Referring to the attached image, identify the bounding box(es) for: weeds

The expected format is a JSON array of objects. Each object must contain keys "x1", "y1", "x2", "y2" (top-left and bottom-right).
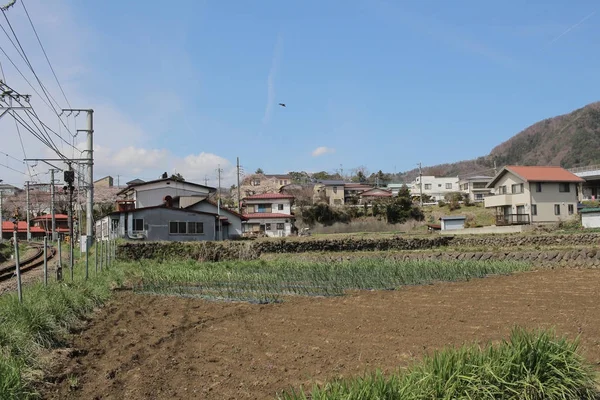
[{"x1": 278, "y1": 328, "x2": 599, "y2": 400}]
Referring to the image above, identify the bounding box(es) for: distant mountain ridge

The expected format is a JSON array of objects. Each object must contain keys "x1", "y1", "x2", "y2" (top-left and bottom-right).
[{"x1": 402, "y1": 102, "x2": 600, "y2": 180}]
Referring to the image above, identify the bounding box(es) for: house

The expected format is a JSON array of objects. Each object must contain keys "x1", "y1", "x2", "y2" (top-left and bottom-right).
[
  {"x1": 242, "y1": 193, "x2": 295, "y2": 237},
  {"x1": 580, "y1": 208, "x2": 600, "y2": 228},
  {"x1": 412, "y1": 176, "x2": 460, "y2": 202},
  {"x1": 126, "y1": 178, "x2": 145, "y2": 186},
  {"x1": 0, "y1": 183, "x2": 22, "y2": 195},
  {"x1": 32, "y1": 213, "x2": 70, "y2": 237},
  {"x1": 94, "y1": 176, "x2": 114, "y2": 188},
  {"x1": 313, "y1": 180, "x2": 345, "y2": 206},
  {"x1": 343, "y1": 183, "x2": 374, "y2": 204},
  {"x1": 386, "y1": 183, "x2": 413, "y2": 196},
  {"x1": 97, "y1": 177, "x2": 244, "y2": 241},
  {"x1": 116, "y1": 177, "x2": 215, "y2": 209},
  {"x1": 459, "y1": 176, "x2": 493, "y2": 202},
  {"x1": 439, "y1": 216, "x2": 466, "y2": 231},
  {"x1": 484, "y1": 166, "x2": 584, "y2": 225},
  {"x1": 358, "y1": 188, "x2": 393, "y2": 204},
  {"x1": 1, "y1": 221, "x2": 45, "y2": 240},
  {"x1": 240, "y1": 173, "x2": 293, "y2": 200}
]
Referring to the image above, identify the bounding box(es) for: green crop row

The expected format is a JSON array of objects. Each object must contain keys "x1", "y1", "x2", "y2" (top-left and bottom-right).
[{"x1": 278, "y1": 327, "x2": 599, "y2": 400}]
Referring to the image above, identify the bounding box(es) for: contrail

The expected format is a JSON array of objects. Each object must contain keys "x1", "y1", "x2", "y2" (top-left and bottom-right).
[{"x1": 547, "y1": 10, "x2": 596, "y2": 45}]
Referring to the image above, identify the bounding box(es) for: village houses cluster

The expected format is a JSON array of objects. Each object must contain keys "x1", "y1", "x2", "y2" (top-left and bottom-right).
[{"x1": 2, "y1": 164, "x2": 600, "y2": 241}]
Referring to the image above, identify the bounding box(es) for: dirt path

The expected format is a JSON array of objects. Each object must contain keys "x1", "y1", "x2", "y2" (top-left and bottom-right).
[{"x1": 44, "y1": 268, "x2": 600, "y2": 399}]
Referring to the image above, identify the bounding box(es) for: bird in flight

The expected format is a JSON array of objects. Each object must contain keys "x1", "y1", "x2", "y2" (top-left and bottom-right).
[{"x1": 278, "y1": 103, "x2": 286, "y2": 107}]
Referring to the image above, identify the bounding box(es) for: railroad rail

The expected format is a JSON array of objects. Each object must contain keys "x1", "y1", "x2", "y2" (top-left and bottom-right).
[{"x1": 0, "y1": 241, "x2": 56, "y2": 283}]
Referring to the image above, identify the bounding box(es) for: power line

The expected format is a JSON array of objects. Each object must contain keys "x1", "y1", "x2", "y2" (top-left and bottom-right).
[
  {"x1": 0, "y1": 11, "x2": 74, "y2": 136},
  {"x1": 0, "y1": 149, "x2": 23, "y2": 164},
  {"x1": 20, "y1": 0, "x2": 71, "y2": 108},
  {"x1": 0, "y1": 160, "x2": 25, "y2": 175}
]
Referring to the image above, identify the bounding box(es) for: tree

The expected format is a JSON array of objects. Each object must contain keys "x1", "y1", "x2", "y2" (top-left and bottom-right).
[
  {"x1": 385, "y1": 184, "x2": 424, "y2": 224},
  {"x1": 171, "y1": 173, "x2": 185, "y2": 181},
  {"x1": 255, "y1": 168, "x2": 264, "y2": 174},
  {"x1": 312, "y1": 171, "x2": 335, "y2": 181}
]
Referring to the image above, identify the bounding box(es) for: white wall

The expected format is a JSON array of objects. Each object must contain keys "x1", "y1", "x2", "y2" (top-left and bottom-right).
[
  {"x1": 583, "y1": 213, "x2": 600, "y2": 228},
  {"x1": 412, "y1": 176, "x2": 459, "y2": 201}
]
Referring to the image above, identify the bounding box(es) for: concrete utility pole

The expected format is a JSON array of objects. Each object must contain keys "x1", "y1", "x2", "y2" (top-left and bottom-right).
[
  {"x1": 25, "y1": 181, "x2": 30, "y2": 240},
  {"x1": 418, "y1": 162, "x2": 423, "y2": 207},
  {"x1": 216, "y1": 164, "x2": 223, "y2": 241},
  {"x1": 236, "y1": 157, "x2": 241, "y2": 213},
  {"x1": 50, "y1": 169, "x2": 57, "y2": 240},
  {"x1": 0, "y1": 186, "x2": 3, "y2": 243},
  {"x1": 62, "y1": 108, "x2": 94, "y2": 248}
]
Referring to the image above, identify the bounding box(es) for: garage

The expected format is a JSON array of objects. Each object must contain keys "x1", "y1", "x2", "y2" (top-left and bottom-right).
[{"x1": 439, "y1": 216, "x2": 466, "y2": 231}]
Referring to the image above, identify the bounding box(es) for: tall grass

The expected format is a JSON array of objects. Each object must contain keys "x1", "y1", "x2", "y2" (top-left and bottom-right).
[
  {"x1": 0, "y1": 245, "x2": 128, "y2": 399},
  {"x1": 133, "y1": 258, "x2": 531, "y2": 302},
  {"x1": 278, "y1": 328, "x2": 600, "y2": 400}
]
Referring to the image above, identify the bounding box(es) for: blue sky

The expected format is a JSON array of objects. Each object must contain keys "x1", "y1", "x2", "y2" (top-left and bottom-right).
[{"x1": 1, "y1": 0, "x2": 599, "y2": 186}]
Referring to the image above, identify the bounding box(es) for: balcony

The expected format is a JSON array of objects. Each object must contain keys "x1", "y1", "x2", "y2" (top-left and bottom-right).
[
  {"x1": 484, "y1": 194, "x2": 511, "y2": 208},
  {"x1": 496, "y1": 214, "x2": 530, "y2": 226}
]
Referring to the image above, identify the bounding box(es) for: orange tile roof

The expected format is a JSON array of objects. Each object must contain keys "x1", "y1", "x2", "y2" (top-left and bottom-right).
[
  {"x1": 2, "y1": 221, "x2": 45, "y2": 233},
  {"x1": 506, "y1": 166, "x2": 585, "y2": 182}
]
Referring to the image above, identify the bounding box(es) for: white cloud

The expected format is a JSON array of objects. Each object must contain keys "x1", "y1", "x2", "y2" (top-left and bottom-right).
[{"x1": 311, "y1": 146, "x2": 336, "y2": 157}]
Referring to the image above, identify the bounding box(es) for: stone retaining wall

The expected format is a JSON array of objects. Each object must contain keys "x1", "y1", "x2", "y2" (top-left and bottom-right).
[{"x1": 116, "y1": 233, "x2": 600, "y2": 262}]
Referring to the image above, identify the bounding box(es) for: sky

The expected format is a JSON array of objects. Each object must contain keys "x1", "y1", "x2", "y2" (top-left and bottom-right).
[{"x1": 0, "y1": 0, "x2": 599, "y2": 188}]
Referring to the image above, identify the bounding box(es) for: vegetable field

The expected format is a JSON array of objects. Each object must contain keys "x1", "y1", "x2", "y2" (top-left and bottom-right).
[{"x1": 46, "y1": 267, "x2": 600, "y2": 399}]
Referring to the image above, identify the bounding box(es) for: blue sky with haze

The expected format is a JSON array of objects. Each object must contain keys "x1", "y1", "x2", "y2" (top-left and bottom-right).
[{"x1": 0, "y1": 0, "x2": 598, "y2": 186}]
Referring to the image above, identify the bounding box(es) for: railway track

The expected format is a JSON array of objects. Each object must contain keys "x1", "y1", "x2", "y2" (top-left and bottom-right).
[{"x1": 0, "y1": 241, "x2": 56, "y2": 283}]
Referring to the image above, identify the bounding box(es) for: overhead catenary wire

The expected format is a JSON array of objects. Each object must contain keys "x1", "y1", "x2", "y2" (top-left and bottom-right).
[
  {"x1": 0, "y1": 160, "x2": 26, "y2": 175},
  {"x1": 0, "y1": 11, "x2": 74, "y2": 137},
  {"x1": 20, "y1": 0, "x2": 71, "y2": 108}
]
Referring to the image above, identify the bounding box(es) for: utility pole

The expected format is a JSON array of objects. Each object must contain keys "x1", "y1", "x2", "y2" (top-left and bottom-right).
[
  {"x1": 216, "y1": 164, "x2": 223, "y2": 241},
  {"x1": 64, "y1": 165, "x2": 75, "y2": 279},
  {"x1": 50, "y1": 169, "x2": 57, "y2": 240},
  {"x1": 236, "y1": 157, "x2": 241, "y2": 213},
  {"x1": 25, "y1": 181, "x2": 31, "y2": 240},
  {"x1": 0, "y1": 188, "x2": 3, "y2": 243},
  {"x1": 62, "y1": 108, "x2": 94, "y2": 249},
  {"x1": 204, "y1": 175, "x2": 209, "y2": 186},
  {"x1": 419, "y1": 162, "x2": 424, "y2": 206},
  {"x1": 493, "y1": 160, "x2": 498, "y2": 176}
]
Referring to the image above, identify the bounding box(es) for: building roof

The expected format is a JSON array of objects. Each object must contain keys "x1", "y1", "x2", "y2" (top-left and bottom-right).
[
  {"x1": 243, "y1": 193, "x2": 295, "y2": 200},
  {"x1": 459, "y1": 175, "x2": 493, "y2": 181},
  {"x1": 189, "y1": 198, "x2": 248, "y2": 220},
  {"x1": 264, "y1": 174, "x2": 292, "y2": 179},
  {"x1": 94, "y1": 176, "x2": 113, "y2": 183},
  {"x1": 316, "y1": 180, "x2": 345, "y2": 186},
  {"x1": 439, "y1": 216, "x2": 467, "y2": 221},
  {"x1": 2, "y1": 221, "x2": 45, "y2": 233},
  {"x1": 242, "y1": 213, "x2": 295, "y2": 220},
  {"x1": 117, "y1": 177, "x2": 216, "y2": 196},
  {"x1": 32, "y1": 213, "x2": 69, "y2": 221},
  {"x1": 580, "y1": 208, "x2": 600, "y2": 214},
  {"x1": 0, "y1": 183, "x2": 21, "y2": 191},
  {"x1": 488, "y1": 166, "x2": 585, "y2": 187},
  {"x1": 359, "y1": 188, "x2": 392, "y2": 197},
  {"x1": 344, "y1": 183, "x2": 373, "y2": 189},
  {"x1": 126, "y1": 178, "x2": 145, "y2": 185}
]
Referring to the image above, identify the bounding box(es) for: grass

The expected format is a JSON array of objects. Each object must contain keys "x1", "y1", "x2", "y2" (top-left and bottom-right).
[
  {"x1": 278, "y1": 327, "x2": 599, "y2": 400},
  {"x1": 131, "y1": 258, "x2": 531, "y2": 303},
  {"x1": 0, "y1": 240, "x2": 125, "y2": 398}
]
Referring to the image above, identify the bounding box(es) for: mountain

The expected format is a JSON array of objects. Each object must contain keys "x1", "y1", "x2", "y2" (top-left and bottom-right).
[{"x1": 401, "y1": 102, "x2": 600, "y2": 180}]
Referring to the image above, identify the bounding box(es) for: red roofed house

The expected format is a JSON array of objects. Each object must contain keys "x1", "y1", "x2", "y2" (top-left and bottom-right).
[
  {"x1": 1, "y1": 221, "x2": 45, "y2": 240},
  {"x1": 242, "y1": 193, "x2": 295, "y2": 237},
  {"x1": 485, "y1": 166, "x2": 585, "y2": 225}
]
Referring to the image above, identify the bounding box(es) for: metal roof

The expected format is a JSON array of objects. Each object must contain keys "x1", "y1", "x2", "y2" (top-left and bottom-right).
[
  {"x1": 439, "y1": 216, "x2": 467, "y2": 220},
  {"x1": 579, "y1": 208, "x2": 600, "y2": 214}
]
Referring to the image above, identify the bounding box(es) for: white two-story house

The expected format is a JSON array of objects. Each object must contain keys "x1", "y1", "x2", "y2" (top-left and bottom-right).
[
  {"x1": 242, "y1": 193, "x2": 295, "y2": 237},
  {"x1": 484, "y1": 166, "x2": 584, "y2": 225},
  {"x1": 459, "y1": 175, "x2": 493, "y2": 202},
  {"x1": 412, "y1": 176, "x2": 460, "y2": 202}
]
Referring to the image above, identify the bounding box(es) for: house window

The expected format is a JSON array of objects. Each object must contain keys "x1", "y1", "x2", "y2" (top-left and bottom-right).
[
  {"x1": 257, "y1": 205, "x2": 267, "y2": 213},
  {"x1": 554, "y1": 204, "x2": 560, "y2": 215},
  {"x1": 475, "y1": 193, "x2": 483, "y2": 200},
  {"x1": 498, "y1": 186, "x2": 507, "y2": 194},
  {"x1": 279, "y1": 180, "x2": 283, "y2": 185},
  {"x1": 463, "y1": 183, "x2": 469, "y2": 190},
  {"x1": 252, "y1": 179, "x2": 261, "y2": 186},
  {"x1": 187, "y1": 222, "x2": 204, "y2": 234},
  {"x1": 438, "y1": 184, "x2": 442, "y2": 187},
  {"x1": 276, "y1": 223, "x2": 285, "y2": 230},
  {"x1": 265, "y1": 223, "x2": 272, "y2": 231},
  {"x1": 278, "y1": 204, "x2": 284, "y2": 211},
  {"x1": 531, "y1": 204, "x2": 537, "y2": 216},
  {"x1": 169, "y1": 221, "x2": 187, "y2": 234},
  {"x1": 511, "y1": 183, "x2": 524, "y2": 194},
  {"x1": 445, "y1": 183, "x2": 452, "y2": 190},
  {"x1": 424, "y1": 184, "x2": 432, "y2": 190},
  {"x1": 535, "y1": 183, "x2": 542, "y2": 192},
  {"x1": 133, "y1": 218, "x2": 144, "y2": 231},
  {"x1": 568, "y1": 204, "x2": 574, "y2": 215},
  {"x1": 559, "y1": 183, "x2": 570, "y2": 193},
  {"x1": 333, "y1": 186, "x2": 338, "y2": 194}
]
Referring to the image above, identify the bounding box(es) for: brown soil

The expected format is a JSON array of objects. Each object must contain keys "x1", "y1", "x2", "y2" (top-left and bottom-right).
[{"x1": 44, "y1": 268, "x2": 600, "y2": 400}]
